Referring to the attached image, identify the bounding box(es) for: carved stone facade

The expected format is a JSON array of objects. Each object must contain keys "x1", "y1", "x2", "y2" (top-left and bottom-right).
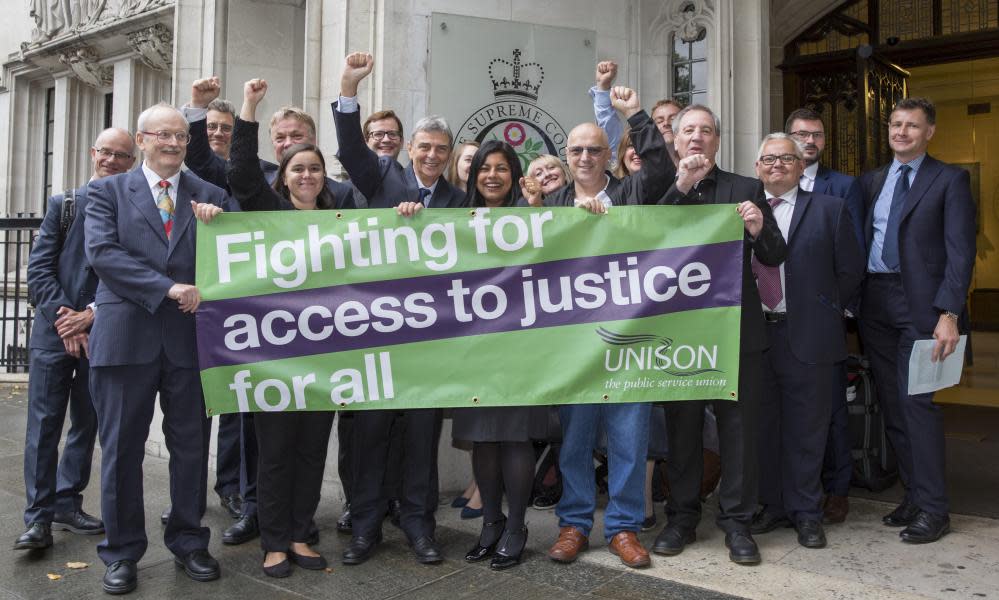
[
  {"x1": 27, "y1": 0, "x2": 171, "y2": 48},
  {"x1": 58, "y1": 45, "x2": 113, "y2": 87},
  {"x1": 126, "y1": 23, "x2": 172, "y2": 71}
]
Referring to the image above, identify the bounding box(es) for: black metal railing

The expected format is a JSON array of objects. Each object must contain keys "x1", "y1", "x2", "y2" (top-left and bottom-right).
[{"x1": 1, "y1": 215, "x2": 42, "y2": 373}]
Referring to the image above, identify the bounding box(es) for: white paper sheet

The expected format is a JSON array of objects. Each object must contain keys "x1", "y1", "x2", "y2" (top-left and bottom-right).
[{"x1": 907, "y1": 335, "x2": 967, "y2": 395}]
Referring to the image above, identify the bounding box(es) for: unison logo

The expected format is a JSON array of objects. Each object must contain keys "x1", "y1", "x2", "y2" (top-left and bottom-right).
[
  {"x1": 455, "y1": 49, "x2": 568, "y2": 170},
  {"x1": 597, "y1": 327, "x2": 722, "y2": 376}
]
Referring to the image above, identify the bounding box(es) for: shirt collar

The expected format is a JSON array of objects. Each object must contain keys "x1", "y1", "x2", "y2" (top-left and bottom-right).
[
  {"x1": 802, "y1": 162, "x2": 818, "y2": 181},
  {"x1": 766, "y1": 185, "x2": 798, "y2": 206},
  {"x1": 891, "y1": 153, "x2": 926, "y2": 175},
  {"x1": 141, "y1": 162, "x2": 181, "y2": 192}
]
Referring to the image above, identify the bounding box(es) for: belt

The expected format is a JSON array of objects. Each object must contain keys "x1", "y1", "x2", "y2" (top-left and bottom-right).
[
  {"x1": 763, "y1": 311, "x2": 787, "y2": 323},
  {"x1": 867, "y1": 272, "x2": 901, "y2": 280}
]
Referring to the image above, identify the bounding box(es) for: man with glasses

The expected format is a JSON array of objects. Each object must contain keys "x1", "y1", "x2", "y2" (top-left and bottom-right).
[
  {"x1": 17, "y1": 129, "x2": 135, "y2": 553},
  {"x1": 363, "y1": 110, "x2": 404, "y2": 159},
  {"x1": 85, "y1": 103, "x2": 229, "y2": 594},
  {"x1": 747, "y1": 133, "x2": 863, "y2": 550},
  {"x1": 543, "y1": 85, "x2": 671, "y2": 570},
  {"x1": 652, "y1": 104, "x2": 786, "y2": 565},
  {"x1": 785, "y1": 108, "x2": 865, "y2": 525}
]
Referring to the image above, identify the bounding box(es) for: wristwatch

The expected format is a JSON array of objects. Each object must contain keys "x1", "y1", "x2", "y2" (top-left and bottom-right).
[{"x1": 942, "y1": 311, "x2": 959, "y2": 321}]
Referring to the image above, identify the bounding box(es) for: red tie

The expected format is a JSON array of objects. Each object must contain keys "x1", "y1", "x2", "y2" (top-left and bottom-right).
[{"x1": 752, "y1": 197, "x2": 784, "y2": 310}]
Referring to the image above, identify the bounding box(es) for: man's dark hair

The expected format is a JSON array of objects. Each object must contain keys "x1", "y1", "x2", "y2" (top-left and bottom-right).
[
  {"x1": 363, "y1": 110, "x2": 404, "y2": 140},
  {"x1": 892, "y1": 97, "x2": 936, "y2": 125},
  {"x1": 784, "y1": 107, "x2": 824, "y2": 133}
]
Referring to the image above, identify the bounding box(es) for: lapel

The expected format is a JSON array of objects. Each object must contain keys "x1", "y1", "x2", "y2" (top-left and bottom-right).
[
  {"x1": 900, "y1": 155, "x2": 941, "y2": 222},
  {"x1": 428, "y1": 178, "x2": 453, "y2": 208},
  {"x1": 814, "y1": 165, "x2": 832, "y2": 195},
  {"x1": 864, "y1": 164, "x2": 890, "y2": 246},
  {"x1": 126, "y1": 169, "x2": 168, "y2": 246},
  {"x1": 167, "y1": 171, "x2": 197, "y2": 257},
  {"x1": 710, "y1": 168, "x2": 731, "y2": 205},
  {"x1": 787, "y1": 187, "x2": 810, "y2": 243},
  {"x1": 403, "y1": 166, "x2": 423, "y2": 204}
]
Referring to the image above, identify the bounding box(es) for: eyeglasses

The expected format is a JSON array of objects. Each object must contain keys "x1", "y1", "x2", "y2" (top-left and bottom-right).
[
  {"x1": 367, "y1": 130, "x2": 401, "y2": 141},
  {"x1": 759, "y1": 154, "x2": 799, "y2": 166},
  {"x1": 140, "y1": 130, "x2": 191, "y2": 144},
  {"x1": 567, "y1": 146, "x2": 606, "y2": 157},
  {"x1": 93, "y1": 147, "x2": 133, "y2": 160},
  {"x1": 790, "y1": 130, "x2": 825, "y2": 141},
  {"x1": 206, "y1": 123, "x2": 233, "y2": 133}
]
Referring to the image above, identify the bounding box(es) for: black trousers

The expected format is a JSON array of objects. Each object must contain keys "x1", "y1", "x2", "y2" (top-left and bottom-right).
[
  {"x1": 665, "y1": 351, "x2": 762, "y2": 533},
  {"x1": 214, "y1": 413, "x2": 242, "y2": 497},
  {"x1": 350, "y1": 409, "x2": 441, "y2": 541},
  {"x1": 336, "y1": 411, "x2": 405, "y2": 506},
  {"x1": 255, "y1": 411, "x2": 333, "y2": 552}
]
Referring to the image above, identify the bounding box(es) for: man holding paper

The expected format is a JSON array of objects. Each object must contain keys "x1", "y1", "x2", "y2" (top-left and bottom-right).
[{"x1": 859, "y1": 97, "x2": 975, "y2": 544}]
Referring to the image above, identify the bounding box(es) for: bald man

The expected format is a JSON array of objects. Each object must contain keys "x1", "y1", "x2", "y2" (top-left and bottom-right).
[
  {"x1": 19, "y1": 129, "x2": 136, "y2": 552},
  {"x1": 542, "y1": 87, "x2": 674, "y2": 570}
]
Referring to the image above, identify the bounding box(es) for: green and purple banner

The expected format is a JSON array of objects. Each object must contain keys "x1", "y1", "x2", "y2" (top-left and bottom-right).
[{"x1": 195, "y1": 206, "x2": 743, "y2": 415}]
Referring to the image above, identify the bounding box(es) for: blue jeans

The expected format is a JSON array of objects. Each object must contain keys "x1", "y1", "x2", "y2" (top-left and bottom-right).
[{"x1": 556, "y1": 402, "x2": 650, "y2": 540}]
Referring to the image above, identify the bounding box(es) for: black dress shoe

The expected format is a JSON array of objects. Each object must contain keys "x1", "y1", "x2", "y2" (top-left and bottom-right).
[
  {"x1": 651, "y1": 524, "x2": 695, "y2": 556},
  {"x1": 53, "y1": 510, "x2": 104, "y2": 535},
  {"x1": 724, "y1": 531, "x2": 761, "y2": 565},
  {"x1": 491, "y1": 526, "x2": 528, "y2": 571},
  {"x1": 160, "y1": 506, "x2": 171, "y2": 526},
  {"x1": 13, "y1": 523, "x2": 52, "y2": 550},
  {"x1": 342, "y1": 534, "x2": 382, "y2": 565},
  {"x1": 337, "y1": 506, "x2": 352, "y2": 534},
  {"x1": 900, "y1": 511, "x2": 950, "y2": 544},
  {"x1": 289, "y1": 550, "x2": 328, "y2": 570},
  {"x1": 218, "y1": 493, "x2": 243, "y2": 520},
  {"x1": 103, "y1": 559, "x2": 138, "y2": 595},
  {"x1": 795, "y1": 519, "x2": 827, "y2": 548},
  {"x1": 883, "y1": 500, "x2": 920, "y2": 527},
  {"x1": 223, "y1": 513, "x2": 259, "y2": 545},
  {"x1": 174, "y1": 549, "x2": 221, "y2": 582},
  {"x1": 465, "y1": 517, "x2": 506, "y2": 563},
  {"x1": 411, "y1": 536, "x2": 443, "y2": 564},
  {"x1": 387, "y1": 499, "x2": 402, "y2": 528},
  {"x1": 750, "y1": 508, "x2": 792, "y2": 534}
]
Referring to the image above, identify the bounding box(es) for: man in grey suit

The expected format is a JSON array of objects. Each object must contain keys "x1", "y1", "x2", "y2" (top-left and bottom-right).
[
  {"x1": 85, "y1": 103, "x2": 228, "y2": 594},
  {"x1": 17, "y1": 129, "x2": 135, "y2": 552}
]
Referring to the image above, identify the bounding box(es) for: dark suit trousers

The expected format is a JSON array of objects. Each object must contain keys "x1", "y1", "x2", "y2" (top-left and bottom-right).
[
  {"x1": 758, "y1": 321, "x2": 834, "y2": 522},
  {"x1": 254, "y1": 411, "x2": 333, "y2": 552},
  {"x1": 240, "y1": 413, "x2": 258, "y2": 517},
  {"x1": 90, "y1": 357, "x2": 211, "y2": 564},
  {"x1": 860, "y1": 275, "x2": 949, "y2": 516},
  {"x1": 665, "y1": 352, "x2": 762, "y2": 533},
  {"x1": 350, "y1": 408, "x2": 442, "y2": 541},
  {"x1": 336, "y1": 412, "x2": 354, "y2": 504},
  {"x1": 822, "y1": 361, "x2": 853, "y2": 496},
  {"x1": 23, "y1": 348, "x2": 97, "y2": 525},
  {"x1": 214, "y1": 413, "x2": 242, "y2": 497}
]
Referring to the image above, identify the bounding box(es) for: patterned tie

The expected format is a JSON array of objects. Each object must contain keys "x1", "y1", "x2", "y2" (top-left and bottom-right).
[
  {"x1": 419, "y1": 187, "x2": 432, "y2": 207},
  {"x1": 752, "y1": 197, "x2": 784, "y2": 310},
  {"x1": 880, "y1": 164, "x2": 911, "y2": 271},
  {"x1": 157, "y1": 179, "x2": 174, "y2": 239}
]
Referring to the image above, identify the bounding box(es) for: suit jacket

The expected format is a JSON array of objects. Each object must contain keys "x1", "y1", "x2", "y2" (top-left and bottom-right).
[
  {"x1": 660, "y1": 167, "x2": 788, "y2": 353},
  {"x1": 332, "y1": 103, "x2": 464, "y2": 209},
  {"x1": 184, "y1": 117, "x2": 355, "y2": 209},
  {"x1": 814, "y1": 165, "x2": 865, "y2": 249},
  {"x1": 543, "y1": 110, "x2": 674, "y2": 207},
  {"x1": 27, "y1": 189, "x2": 99, "y2": 351},
  {"x1": 780, "y1": 189, "x2": 865, "y2": 364},
  {"x1": 84, "y1": 168, "x2": 228, "y2": 368},
  {"x1": 860, "y1": 154, "x2": 976, "y2": 333}
]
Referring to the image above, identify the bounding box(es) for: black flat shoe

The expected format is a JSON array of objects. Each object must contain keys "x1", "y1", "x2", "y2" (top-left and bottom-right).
[
  {"x1": 651, "y1": 524, "x2": 695, "y2": 556},
  {"x1": 174, "y1": 549, "x2": 221, "y2": 582},
  {"x1": 52, "y1": 510, "x2": 104, "y2": 535},
  {"x1": 223, "y1": 514, "x2": 259, "y2": 545},
  {"x1": 883, "y1": 500, "x2": 920, "y2": 527},
  {"x1": 289, "y1": 550, "x2": 327, "y2": 570},
  {"x1": 343, "y1": 533, "x2": 382, "y2": 565},
  {"x1": 450, "y1": 496, "x2": 470, "y2": 508},
  {"x1": 724, "y1": 531, "x2": 761, "y2": 565},
  {"x1": 13, "y1": 523, "x2": 52, "y2": 550},
  {"x1": 411, "y1": 536, "x2": 443, "y2": 564},
  {"x1": 490, "y1": 526, "x2": 528, "y2": 571},
  {"x1": 465, "y1": 517, "x2": 506, "y2": 562},
  {"x1": 795, "y1": 519, "x2": 827, "y2": 548},
  {"x1": 103, "y1": 559, "x2": 138, "y2": 595},
  {"x1": 900, "y1": 511, "x2": 950, "y2": 544},
  {"x1": 262, "y1": 554, "x2": 292, "y2": 578}
]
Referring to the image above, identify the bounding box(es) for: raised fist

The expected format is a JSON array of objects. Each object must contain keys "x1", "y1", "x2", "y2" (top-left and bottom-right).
[
  {"x1": 191, "y1": 76, "x2": 221, "y2": 108},
  {"x1": 610, "y1": 86, "x2": 641, "y2": 118},
  {"x1": 341, "y1": 52, "x2": 374, "y2": 97},
  {"x1": 595, "y1": 61, "x2": 618, "y2": 91},
  {"x1": 243, "y1": 78, "x2": 268, "y2": 104}
]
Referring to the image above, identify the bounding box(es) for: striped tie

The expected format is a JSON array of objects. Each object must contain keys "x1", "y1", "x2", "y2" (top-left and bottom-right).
[
  {"x1": 157, "y1": 180, "x2": 174, "y2": 239},
  {"x1": 751, "y1": 197, "x2": 784, "y2": 310}
]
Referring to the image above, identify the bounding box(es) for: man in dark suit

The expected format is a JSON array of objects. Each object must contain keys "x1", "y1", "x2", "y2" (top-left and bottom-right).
[
  {"x1": 85, "y1": 103, "x2": 228, "y2": 594},
  {"x1": 652, "y1": 105, "x2": 787, "y2": 565},
  {"x1": 16, "y1": 129, "x2": 136, "y2": 552},
  {"x1": 859, "y1": 97, "x2": 975, "y2": 544},
  {"x1": 785, "y1": 107, "x2": 865, "y2": 525},
  {"x1": 333, "y1": 52, "x2": 457, "y2": 566},
  {"x1": 746, "y1": 133, "x2": 864, "y2": 549}
]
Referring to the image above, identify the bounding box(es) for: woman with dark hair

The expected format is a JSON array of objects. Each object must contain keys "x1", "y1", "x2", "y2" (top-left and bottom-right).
[{"x1": 194, "y1": 78, "x2": 348, "y2": 579}]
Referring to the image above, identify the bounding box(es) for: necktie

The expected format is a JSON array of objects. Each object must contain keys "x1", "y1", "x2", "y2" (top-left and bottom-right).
[
  {"x1": 752, "y1": 197, "x2": 784, "y2": 310},
  {"x1": 880, "y1": 164, "x2": 911, "y2": 271},
  {"x1": 419, "y1": 187, "x2": 432, "y2": 207},
  {"x1": 157, "y1": 180, "x2": 174, "y2": 239}
]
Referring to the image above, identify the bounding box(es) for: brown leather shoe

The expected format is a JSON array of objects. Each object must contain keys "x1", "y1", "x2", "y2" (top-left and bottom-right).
[
  {"x1": 823, "y1": 495, "x2": 849, "y2": 525},
  {"x1": 548, "y1": 526, "x2": 588, "y2": 563},
  {"x1": 608, "y1": 531, "x2": 651, "y2": 568}
]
